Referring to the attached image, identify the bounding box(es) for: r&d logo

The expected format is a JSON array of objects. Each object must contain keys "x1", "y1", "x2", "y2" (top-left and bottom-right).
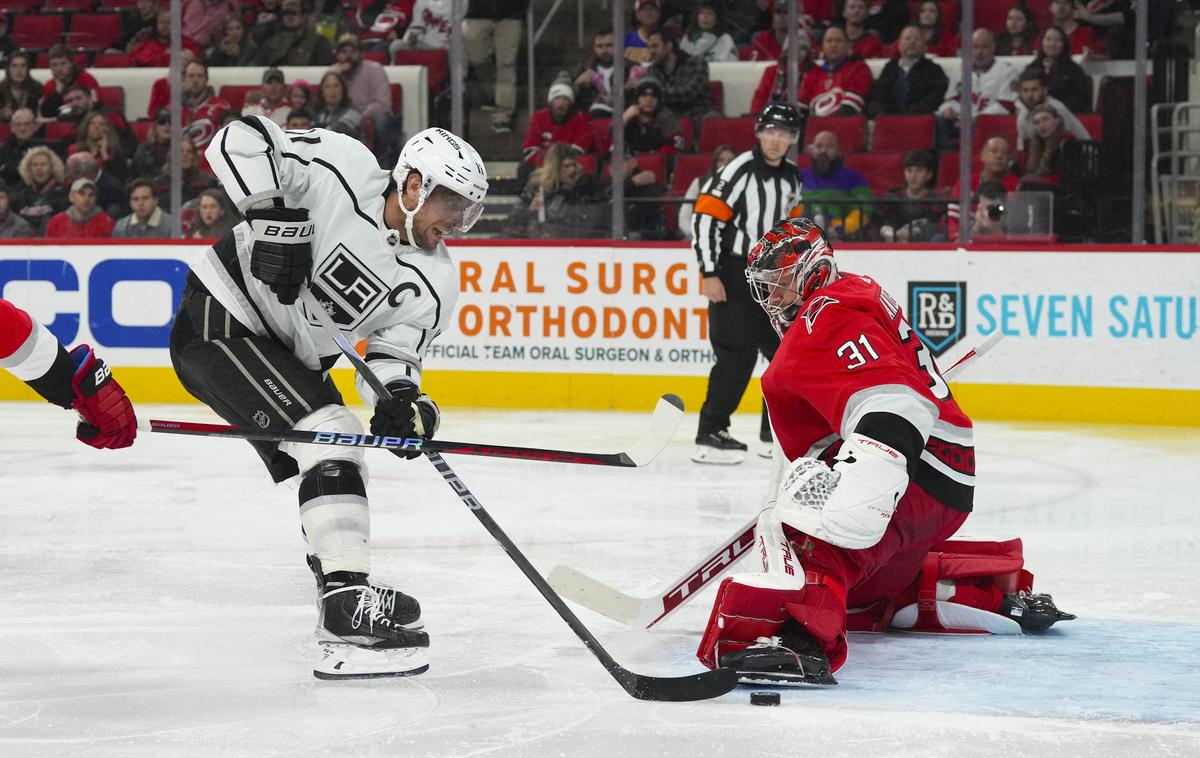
[{"x1": 908, "y1": 281, "x2": 966, "y2": 357}]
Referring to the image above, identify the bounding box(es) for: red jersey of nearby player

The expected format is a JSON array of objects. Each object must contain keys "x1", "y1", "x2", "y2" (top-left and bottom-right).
[
  {"x1": 761, "y1": 273, "x2": 975, "y2": 511},
  {"x1": 0, "y1": 297, "x2": 59, "y2": 380}
]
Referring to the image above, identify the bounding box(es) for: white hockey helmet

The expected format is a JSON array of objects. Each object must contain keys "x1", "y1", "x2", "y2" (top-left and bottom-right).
[{"x1": 392, "y1": 127, "x2": 489, "y2": 243}]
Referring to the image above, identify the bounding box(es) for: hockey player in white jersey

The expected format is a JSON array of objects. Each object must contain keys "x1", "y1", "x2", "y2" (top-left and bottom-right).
[{"x1": 169, "y1": 115, "x2": 487, "y2": 679}]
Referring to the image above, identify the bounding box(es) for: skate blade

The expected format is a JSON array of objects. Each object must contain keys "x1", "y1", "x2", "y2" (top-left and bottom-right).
[
  {"x1": 737, "y1": 670, "x2": 838, "y2": 687},
  {"x1": 314, "y1": 641, "x2": 430, "y2": 680},
  {"x1": 691, "y1": 446, "x2": 746, "y2": 465}
]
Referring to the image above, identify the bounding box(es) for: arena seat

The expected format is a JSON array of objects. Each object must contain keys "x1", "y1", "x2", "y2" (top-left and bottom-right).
[
  {"x1": 217, "y1": 85, "x2": 260, "y2": 111},
  {"x1": 699, "y1": 116, "x2": 756, "y2": 153},
  {"x1": 972, "y1": 114, "x2": 1018, "y2": 153},
  {"x1": 92, "y1": 52, "x2": 132, "y2": 68},
  {"x1": 1077, "y1": 113, "x2": 1102, "y2": 143},
  {"x1": 68, "y1": 13, "x2": 122, "y2": 52},
  {"x1": 707, "y1": 80, "x2": 724, "y2": 115},
  {"x1": 590, "y1": 118, "x2": 612, "y2": 154},
  {"x1": 391, "y1": 49, "x2": 447, "y2": 92},
  {"x1": 46, "y1": 0, "x2": 97, "y2": 12},
  {"x1": 14, "y1": 15, "x2": 66, "y2": 51},
  {"x1": 845, "y1": 151, "x2": 905, "y2": 195},
  {"x1": 97, "y1": 85, "x2": 124, "y2": 113},
  {"x1": 575, "y1": 152, "x2": 597, "y2": 176},
  {"x1": 44, "y1": 121, "x2": 77, "y2": 141},
  {"x1": 669, "y1": 152, "x2": 711, "y2": 195},
  {"x1": 872, "y1": 114, "x2": 935, "y2": 152},
  {"x1": 804, "y1": 115, "x2": 867, "y2": 152},
  {"x1": 129, "y1": 119, "x2": 152, "y2": 144}
]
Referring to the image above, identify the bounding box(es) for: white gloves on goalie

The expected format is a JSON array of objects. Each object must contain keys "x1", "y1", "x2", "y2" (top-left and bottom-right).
[{"x1": 774, "y1": 434, "x2": 911, "y2": 550}]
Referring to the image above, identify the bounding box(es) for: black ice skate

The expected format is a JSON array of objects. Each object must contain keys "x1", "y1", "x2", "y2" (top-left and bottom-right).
[
  {"x1": 307, "y1": 554, "x2": 422, "y2": 630},
  {"x1": 718, "y1": 627, "x2": 838, "y2": 687},
  {"x1": 692, "y1": 429, "x2": 748, "y2": 465},
  {"x1": 998, "y1": 591, "x2": 1077, "y2": 633},
  {"x1": 313, "y1": 573, "x2": 430, "y2": 680}
]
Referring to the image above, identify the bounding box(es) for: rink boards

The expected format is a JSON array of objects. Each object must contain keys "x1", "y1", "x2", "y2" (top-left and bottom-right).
[{"x1": 0, "y1": 240, "x2": 1197, "y2": 426}]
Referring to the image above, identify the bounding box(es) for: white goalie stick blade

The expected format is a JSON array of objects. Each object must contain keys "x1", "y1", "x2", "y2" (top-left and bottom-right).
[
  {"x1": 620, "y1": 393, "x2": 686, "y2": 467},
  {"x1": 548, "y1": 518, "x2": 758, "y2": 628}
]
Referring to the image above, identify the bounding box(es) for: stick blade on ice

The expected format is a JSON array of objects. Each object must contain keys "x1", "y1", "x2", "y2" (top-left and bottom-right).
[{"x1": 547, "y1": 565, "x2": 660, "y2": 627}]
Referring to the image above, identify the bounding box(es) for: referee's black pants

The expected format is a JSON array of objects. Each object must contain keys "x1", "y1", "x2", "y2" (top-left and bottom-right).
[{"x1": 697, "y1": 256, "x2": 780, "y2": 439}]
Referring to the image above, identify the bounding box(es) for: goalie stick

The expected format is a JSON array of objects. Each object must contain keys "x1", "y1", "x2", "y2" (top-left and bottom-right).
[
  {"x1": 139, "y1": 392, "x2": 683, "y2": 468},
  {"x1": 298, "y1": 289, "x2": 737, "y2": 702},
  {"x1": 547, "y1": 332, "x2": 1004, "y2": 628}
]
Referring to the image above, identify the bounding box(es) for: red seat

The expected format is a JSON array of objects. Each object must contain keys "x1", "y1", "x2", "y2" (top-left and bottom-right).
[
  {"x1": 872, "y1": 114, "x2": 935, "y2": 152},
  {"x1": 972, "y1": 114, "x2": 1017, "y2": 154},
  {"x1": 737, "y1": 46, "x2": 758, "y2": 61},
  {"x1": 44, "y1": 121, "x2": 77, "y2": 141},
  {"x1": 699, "y1": 116, "x2": 756, "y2": 153},
  {"x1": 14, "y1": 16, "x2": 66, "y2": 51},
  {"x1": 46, "y1": 0, "x2": 96, "y2": 11},
  {"x1": 590, "y1": 118, "x2": 612, "y2": 154},
  {"x1": 634, "y1": 152, "x2": 665, "y2": 183},
  {"x1": 67, "y1": 13, "x2": 122, "y2": 51},
  {"x1": 844, "y1": 151, "x2": 906, "y2": 195},
  {"x1": 707, "y1": 80, "x2": 724, "y2": 115},
  {"x1": 362, "y1": 50, "x2": 388, "y2": 65},
  {"x1": 96, "y1": 0, "x2": 136, "y2": 8},
  {"x1": 0, "y1": 123, "x2": 11, "y2": 145},
  {"x1": 973, "y1": 1, "x2": 1009, "y2": 32},
  {"x1": 97, "y1": 85, "x2": 124, "y2": 114},
  {"x1": 0, "y1": 0, "x2": 37, "y2": 12},
  {"x1": 804, "y1": 115, "x2": 867, "y2": 153},
  {"x1": 392, "y1": 49, "x2": 448, "y2": 92},
  {"x1": 218, "y1": 85, "x2": 260, "y2": 111},
  {"x1": 670, "y1": 152, "x2": 712, "y2": 195},
  {"x1": 35, "y1": 52, "x2": 89, "y2": 69},
  {"x1": 1077, "y1": 113, "x2": 1102, "y2": 143},
  {"x1": 389, "y1": 83, "x2": 402, "y2": 115},
  {"x1": 1028, "y1": 0, "x2": 1054, "y2": 34},
  {"x1": 129, "y1": 119, "x2": 152, "y2": 143},
  {"x1": 676, "y1": 115, "x2": 693, "y2": 153},
  {"x1": 936, "y1": 151, "x2": 987, "y2": 190},
  {"x1": 92, "y1": 52, "x2": 132, "y2": 68}
]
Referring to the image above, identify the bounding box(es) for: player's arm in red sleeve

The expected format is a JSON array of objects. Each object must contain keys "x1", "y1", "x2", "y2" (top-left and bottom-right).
[
  {"x1": 0, "y1": 298, "x2": 137, "y2": 449},
  {"x1": 771, "y1": 296, "x2": 939, "y2": 549}
]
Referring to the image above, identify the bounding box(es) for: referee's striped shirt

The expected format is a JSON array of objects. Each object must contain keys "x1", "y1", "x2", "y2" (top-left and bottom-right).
[{"x1": 691, "y1": 146, "x2": 804, "y2": 275}]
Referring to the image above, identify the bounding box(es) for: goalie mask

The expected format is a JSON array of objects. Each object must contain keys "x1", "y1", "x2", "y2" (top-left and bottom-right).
[
  {"x1": 392, "y1": 128, "x2": 489, "y2": 247},
  {"x1": 745, "y1": 219, "x2": 837, "y2": 331}
]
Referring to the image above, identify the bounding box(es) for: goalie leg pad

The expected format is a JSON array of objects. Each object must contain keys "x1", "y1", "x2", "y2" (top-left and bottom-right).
[{"x1": 696, "y1": 575, "x2": 805, "y2": 670}]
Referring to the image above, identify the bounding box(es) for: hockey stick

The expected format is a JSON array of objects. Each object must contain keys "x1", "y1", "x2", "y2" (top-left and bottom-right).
[
  {"x1": 547, "y1": 332, "x2": 1005, "y2": 628},
  {"x1": 139, "y1": 392, "x2": 683, "y2": 468},
  {"x1": 298, "y1": 289, "x2": 737, "y2": 701}
]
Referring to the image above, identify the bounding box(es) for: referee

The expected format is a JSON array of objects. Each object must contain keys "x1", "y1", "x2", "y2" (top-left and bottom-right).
[{"x1": 690, "y1": 103, "x2": 804, "y2": 464}]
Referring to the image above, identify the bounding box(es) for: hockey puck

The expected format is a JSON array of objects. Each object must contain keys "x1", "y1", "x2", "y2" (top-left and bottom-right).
[{"x1": 750, "y1": 691, "x2": 781, "y2": 706}]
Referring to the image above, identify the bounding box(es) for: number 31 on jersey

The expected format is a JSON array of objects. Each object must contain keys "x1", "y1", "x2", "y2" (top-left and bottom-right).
[{"x1": 835, "y1": 325, "x2": 950, "y2": 399}]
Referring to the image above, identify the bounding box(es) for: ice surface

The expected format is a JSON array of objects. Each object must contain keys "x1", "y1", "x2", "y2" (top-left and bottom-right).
[{"x1": 0, "y1": 402, "x2": 1197, "y2": 757}]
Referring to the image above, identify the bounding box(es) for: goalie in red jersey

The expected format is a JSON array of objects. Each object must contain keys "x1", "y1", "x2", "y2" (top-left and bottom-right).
[
  {"x1": 0, "y1": 297, "x2": 136, "y2": 449},
  {"x1": 696, "y1": 219, "x2": 1072, "y2": 686}
]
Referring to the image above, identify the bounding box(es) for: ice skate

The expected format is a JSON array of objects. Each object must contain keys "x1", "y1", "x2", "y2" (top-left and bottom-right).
[
  {"x1": 718, "y1": 627, "x2": 837, "y2": 687},
  {"x1": 692, "y1": 430, "x2": 748, "y2": 465},
  {"x1": 758, "y1": 426, "x2": 774, "y2": 459},
  {"x1": 308, "y1": 554, "x2": 422, "y2": 630},
  {"x1": 998, "y1": 591, "x2": 1076, "y2": 633},
  {"x1": 313, "y1": 573, "x2": 430, "y2": 680}
]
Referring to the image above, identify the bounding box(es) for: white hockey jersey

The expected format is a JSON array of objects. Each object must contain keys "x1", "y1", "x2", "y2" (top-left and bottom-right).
[
  {"x1": 940, "y1": 59, "x2": 1018, "y2": 117},
  {"x1": 198, "y1": 115, "x2": 456, "y2": 404}
]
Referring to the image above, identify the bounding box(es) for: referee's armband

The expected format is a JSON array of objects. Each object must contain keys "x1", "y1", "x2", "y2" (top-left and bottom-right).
[{"x1": 693, "y1": 194, "x2": 734, "y2": 222}]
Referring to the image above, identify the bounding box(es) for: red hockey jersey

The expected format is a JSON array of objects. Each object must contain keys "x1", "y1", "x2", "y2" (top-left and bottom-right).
[
  {"x1": 761, "y1": 273, "x2": 975, "y2": 511},
  {"x1": 798, "y1": 57, "x2": 874, "y2": 117}
]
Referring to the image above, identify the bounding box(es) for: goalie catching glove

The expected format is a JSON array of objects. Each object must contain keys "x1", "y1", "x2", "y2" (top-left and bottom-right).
[
  {"x1": 245, "y1": 206, "x2": 314, "y2": 305},
  {"x1": 775, "y1": 434, "x2": 910, "y2": 550},
  {"x1": 369, "y1": 382, "x2": 441, "y2": 459}
]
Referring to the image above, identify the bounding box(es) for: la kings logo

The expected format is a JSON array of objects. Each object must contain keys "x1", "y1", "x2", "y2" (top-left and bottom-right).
[
  {"x1": 908, "y1": 281, "x2": 966, "y2": 357},
  {"x1": 309, "y1": 246, "x2": 387, "y2": 329}
]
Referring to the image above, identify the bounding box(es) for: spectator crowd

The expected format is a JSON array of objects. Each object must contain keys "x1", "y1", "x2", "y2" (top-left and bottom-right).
[{"x1": 0, "y1": 0, "x2": 1173, "y2": 241}]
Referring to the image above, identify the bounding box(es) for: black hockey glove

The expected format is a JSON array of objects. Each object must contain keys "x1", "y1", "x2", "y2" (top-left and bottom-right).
[
  {"x1": 370, "y1": 382, "x2": 441, "y2": 460},
  {"x1": 245, "y1": 206, "x2": 314, "y2": 305}
]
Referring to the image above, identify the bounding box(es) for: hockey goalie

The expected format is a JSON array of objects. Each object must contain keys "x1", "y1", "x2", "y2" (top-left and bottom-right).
[{"x1": 696, "y1": 219, "x2": 1073, "y2": 686}]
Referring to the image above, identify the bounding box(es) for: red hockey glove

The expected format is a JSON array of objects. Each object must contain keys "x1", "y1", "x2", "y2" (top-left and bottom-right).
[{"x1": 69, "y1": 344, "x2": 137, "y2": 450}]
